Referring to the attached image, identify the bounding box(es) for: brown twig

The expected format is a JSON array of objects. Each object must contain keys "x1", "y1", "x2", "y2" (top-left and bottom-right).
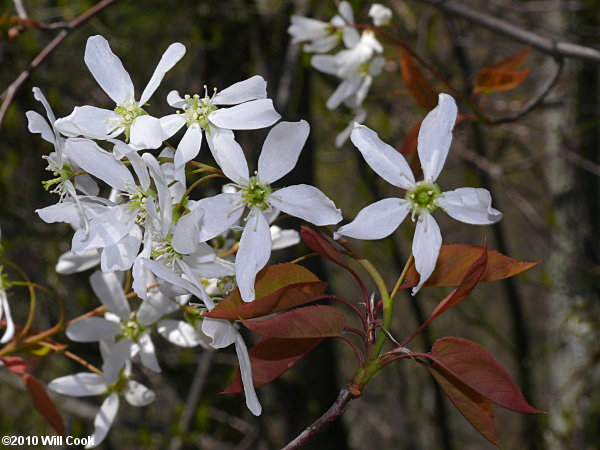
[
  {"x1": 408, "y1": 0, "x2": 600, "y2": 62},
  {"x1": 0, "y1": 0, "x2": 121, "y2": 130},
  {"x1": 282, "y1": 388, "x2": 356, "y2": 450}
]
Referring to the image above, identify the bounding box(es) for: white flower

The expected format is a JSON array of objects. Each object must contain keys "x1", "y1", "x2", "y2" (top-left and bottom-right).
[
  {"x1": 288, "y1": 1, "x2": 360, "y2": 53},
  {"x1": 159, "y1": 75, "x2": 280, "y2": 184},
  {"x1": 48, "y1": 362, "x2": 155, "y2": 448},
  {"x1": 369, "y1": 4, "x2": 393, "y2": 27},
  {"x1": 55, "y1": 35, "x2": 185, "y2": 149},
  {"x1": 334, "y1": 94, "x2": 502, "y2": 294},
  {"x1": 176, "y1": 120, "x2": 342, "y2": 302}
]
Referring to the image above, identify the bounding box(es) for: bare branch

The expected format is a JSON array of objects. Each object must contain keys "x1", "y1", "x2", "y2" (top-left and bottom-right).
[
  {"x1": 0, "y1": 0, "x2": 121, "y2": 130},
  {"x1": 407, "y1": 0, "x2": 600, "y2": 62}
]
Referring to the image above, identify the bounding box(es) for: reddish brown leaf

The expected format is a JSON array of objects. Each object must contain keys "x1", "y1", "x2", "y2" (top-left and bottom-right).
[
  {"x1": 431, "y1": 337, "x2": 543, "y2": 414},
  {"x1": 205, "y1": 263, "x2": 325, "y2": 319},
  {"x1": 301, "y1": 226, "x2": 348, "y2": 269},
  {"x1": 223, "y1": 337, "x2": 324, "y2": 393},
  {"x1": 399, "y1": 49, "x2": 438, "y2": 110},
  {"x1": 0, "y1": 356, "x2": 27, "y2": 374},
  {"x1": 22, "y1": 373, "x2": 66, "y2": 436},
  {"x1": 243, "y1": 305, "x2": 345, "y2": 338},
  {"x1": 401, "y1": 244, "x2": 539, "y2": 289},
  {"x1": 428, "y1": 364, "x2": 499, "y2": 447},
  {"x1": 474, "y1": 47, "x2": 531, "y2": 94},
  {"x1": 205, "y1": 281, "x2": 327, "y2": 320}
]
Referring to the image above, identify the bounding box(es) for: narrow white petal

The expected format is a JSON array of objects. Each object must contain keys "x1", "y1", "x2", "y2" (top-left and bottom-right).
[
  {"x1": 72, "y1": 205, "x2": 137, "y2": 252},
  {"x1": 100, "y1": 228, "x2": 142, "y2": 272},
  {"x1": 36, "y1": 202, "x2": 81, "y2": 225},
  {"x1": 271, "y1": 227, "x2": 300, "y2": 250},
  {"x1": 0, "y1": 293, "x2": 15, "y2": 344},
  {"x1": 174, "y1": 126, "x2": 203, "y2": 183},
  {"x1": 139, "y1": 42, "x2": 186, "y2": 104},
  {"x1": 138, "y1": 333, "x2": 161, "y2": 372},
  {"x1": 55, "y1": 106, "x2": 119, "y2": 139},
  {"x1": 412, "y1": 213, "x2": 442, "y2": 295},
  {"x1": 32, "y1": 87, "x2": 56, "y2": 124},
  {"x1": 124, "y1": 149, "x2": 150, "y2": 190},
  {"x1": 157, "y1": 319, "x2": 201, "y2": 347},
  {"x1": 124, "y1": 380, "x2": 155, "y2": 407},
  {"x1": 48, "y1": 373, "x2": 108, "y2": 397},
  {"x1": 437, "y1": 187, "x2": 502, "y2": 225},
  {"x1": 236, "y1": 211, "x2": 272, "y2": 302},
  {"x1": 137, "y1": 291, "x2": 178, "y2": 327},
  {"x1": 167, "y1": 90, "x2": 186, "y2": 108},
  {"x1": 142, "y1": 258, "x2": 206, "y2": 301},
  {"x1": 209, "y1": 99, "x2": 280, "y2": 130},
  {"x1": 130, "y1": 115, "x2": 164, "y2": 149},
  {"x1": 66, "y1": 317, "x2": 120, "y2": 342},
  {"x1": 327, "y1": 76, "x2": 362, "y2": 110},
  {"x1": 172, "y1": 202, "x2": 204, "y2": 254},
  {"x1": 418, "y1": 93, "x2": 457, "y2": 183},
  {"x1": 208, "y1": 128, "x2": 249, "y2": 183},
  {"x1": 102, "y1": 339, "x2": 134, "y2": 382},
  {"x1": 310, "y1": 55, "x2": 339, "y2": 75},
  {"x1": 159, "y1": 113, "x2": 185, "y2": 139},
  {"x1": 55, "y1": 250, "x2": 99, "y2": 274},
  {"x1": 350, "y1": 124, "x2": 415, "y2": 189},
  {"x1": 201, "y1": 319, "x2": 237, "y2": 348},
  {"x1": 196, "y1": 193, "x2": 245, "y2": 241},
  {"x1": 270, "y1": 185, "x2": 342, "y2": 226},
  {"x1": 89, "y1": 393, "x2": 119, "y2": 448},
  {"x1": 235, "y1": 334, "x2": 262, "y2": 416},
  {"x1": 334, "y1": 198, "x2": 409, "y2": 240},
  {"x1": 214, "y1": 75, "x2": 267, "y2": 105},
  {"x1": 85, "y1": 35, "x2": 134, "y2": 103},
  {"x1": 258, "y1": 120, "x2": 309, "y2": 184},
  {"x1": 26, "y1": 110, "x2": 55, "y2": 143},
  {"x1": 65, "y1": 138, "x2": 135, "y2": 191},
  {"x1": 90, "y1": 271, "x2": 131, "y2": 319}
]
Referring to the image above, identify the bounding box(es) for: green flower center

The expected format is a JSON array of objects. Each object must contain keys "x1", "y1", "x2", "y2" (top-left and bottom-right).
[
  {"x1": 120, "y1": 318, "x2": 143, "y2": 341},
  {"x1": 126, "y1": 187, "x2": 151, "y2": 225},
  {"x1": 178, "y1": 87, "x2": 218, "y2": 130},
  {"x1": 406, "y1": 181, "x2": 441, "y2": 215},
  {"x1": 107, "y1": 372, "x2": 129, "y2": 394},
  {"x1": 151, "y1": 234, "x2": 182, "y2": 266},
  {"x1": 113, "y1": 100, "x2": 147, "y2": 140},
  {"x1": 240, "y1": 176, "x2": 272, "y2": 210},
  {"x1": 42, "y1": 164, "x2": 75, "y2": 201}
]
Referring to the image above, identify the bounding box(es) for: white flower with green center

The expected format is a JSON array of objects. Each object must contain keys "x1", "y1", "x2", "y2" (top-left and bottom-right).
[
  {"x1": 288, "y1": 1, "x2": 360, "y2": 53},
  {"x1": 48, "y1": 361, "x2": 155, "y2": 448},
  {"x1": 334, "y1": 94, "x2": 502, "y2": 294},
  {"x1": 174, "y1": 120, "x2": 342, "y2": 302},
  {"x1": 55, "y1": 35, "x2": 186, "y2": 150},
  {"x1": 159, "y1": 75, "x2": 281, "y2": 184}
]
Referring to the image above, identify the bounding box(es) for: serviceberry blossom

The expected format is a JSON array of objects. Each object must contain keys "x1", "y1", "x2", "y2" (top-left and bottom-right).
[
  {"x1": 335, "y1": 94, "x2": 502, "y2": 294},
  {"x1": 369, "y1": 4, "x2": 393, "y2": 26},
  {"x1": 55, "y1": 35, "x2": 185, "y2": 149},
  {"x1": 176, "y1": 120, "x2": 342, "y2": 301},
  {"x1": 48, "y1": 360, "x2": 155, "y2": 448},
  {"x1": 159, "y1": 76, "x2": 281, "y2": 184},
  {"x1": 288, "y1": 1, "x2": 359, "y2": 53}
]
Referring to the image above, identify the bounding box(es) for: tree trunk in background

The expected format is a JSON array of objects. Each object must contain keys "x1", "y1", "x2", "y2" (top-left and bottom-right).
[{"x1": 545, "y1": 2, "x2": 600, "y2": 448}]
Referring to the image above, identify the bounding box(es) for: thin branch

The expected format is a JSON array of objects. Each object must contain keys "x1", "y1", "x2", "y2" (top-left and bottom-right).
[
  {"x1": 282, "y1": 388, "x2": 356, "y2": 450},
  {"x1": 0, "y1": 0, "x2": 121, "y2": 129},
  {"x1": 407, "y1": 0, "x2": 600, "y2": 62}
]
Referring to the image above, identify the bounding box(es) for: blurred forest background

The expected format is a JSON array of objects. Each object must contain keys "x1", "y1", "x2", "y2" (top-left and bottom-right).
[{"x1": 0, "y1": 0, "x2": 599, "y2": 449}]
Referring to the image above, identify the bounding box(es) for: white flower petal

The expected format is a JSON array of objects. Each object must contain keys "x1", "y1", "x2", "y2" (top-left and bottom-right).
[
  {"x1": 32, "y1": 87, "x2": 56, "y2": 124},
  {"x1": 142, "y1": 258, "x2": 206, "y2": 301},
  {"x1": 0, "y1": 292, "x2": 15, "y2": 344},
  {"x1": 123, "y1": 149, "x2": 150, "y2": 191},
  {"x1": 350, "y1": 124, "x2": 415, "y2": 189},
  {"x1": 335, "y1": 109, "x2": 367, "y2": 148},
  {"x1": 100, "y1": 228, "x2": 142, "y2": 272},
  {"x1": 174, "y1": 125, "x2": 203, "y2": 183},
  {"x1": 137, "y1": 291, "x2": 178, "y2": 327},
  {"x1": 271, "y1": 227, "x2": 300, "y2": 250},
  {"x1": 327, "y1": 76, "x2": 362, "y2": 110},
  {"x1": 412, "y1": 213, "x2": 442, "y2": 295},
  {"x1": 236, "y1": 211, "x2": 272, "y2": 302},
  {"x1": 65, "y1": 138, "x2": 135, "y2": 191},
  {"x1": 172, "y1": 203, "x2": 204, "y2": 255},
  {"x1": 36, "y1": 202, "x2": 81, "y2": 225},
  {"x1": 159, "y1": 113, "x2": 185, "y2": 139},
  {"x1": 102, "y1": 339, "x2": 134, "y2": 382},
  {"x1": 201, "y1": 319, "x2": 237, "y2": 348},
  {"x1": 157, "y1": 319, "x2": 201, "y2": 347},
  {"x1": 138, "y1": 333, "x2": 161, "y2": 373},
  {"x1": 48, "y1": 373, "x2": 108, "y2": 397},
  {"x1": 85, "y1": 35, "x2": 134, "y2": 103},
  {"x1": 437, "y1": 187, "x2": 502, "y2": 225},
  {"x1": 196, "y1": 193, "x2": 245, "y2": 241},
  {"x1": 72, "y1": 205, "x2": 137, "y2": 253},
  {"x1": 209, "y1": 99, "x2": 280, "y2": 130},
  {"x1": 56, "y1": 250, "x2": 100, "y2": 274},
  {"x1": 334, "y1": 198, "x2": 409, "y2": 240},
  {"x1": 90, "y1": 271, "x2": 131, "y2": 319},
  {"x1": 89, "y1": 393, "x2": 119, "y2": 448},
  {"x1": 310, "y1": 55, "x2": 338, "y2": 75},
  {"x1": 418, "y1": 93, "x2": 457, "y2": 183},
  {"x1": 270, "y1": 185, "x2": 342, "y2": 226},
  {"x1": 214, "y1": 75, "x2": 267, "y2": 105},
  {"x1": 258, "y1": 120, "x2": 309, "y2": 184},
  {"x1": 26, "y1": 110, "x2": 55, "y2": 143},
  {"x1": 208, "y1": 128, "x2": 249, "y2": 184},
  {"x1": 66, "y1": 317, "x2": 120, "y2": 342},
  {"x1": 139, "y1": 42, "x2": 186, "y2": 105},
  {"x1": 235, "y1": 334, "x2": 262, "y2": 416},
  {"x1": 130, "y1": 115, "x2": 164, "y2": 150},
  {"x1": 55, "y1": 106, "x2": 119, "y2": 139},
  {"x1": 124, "y1": 380, "x2": 155, "y2": 407}
]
